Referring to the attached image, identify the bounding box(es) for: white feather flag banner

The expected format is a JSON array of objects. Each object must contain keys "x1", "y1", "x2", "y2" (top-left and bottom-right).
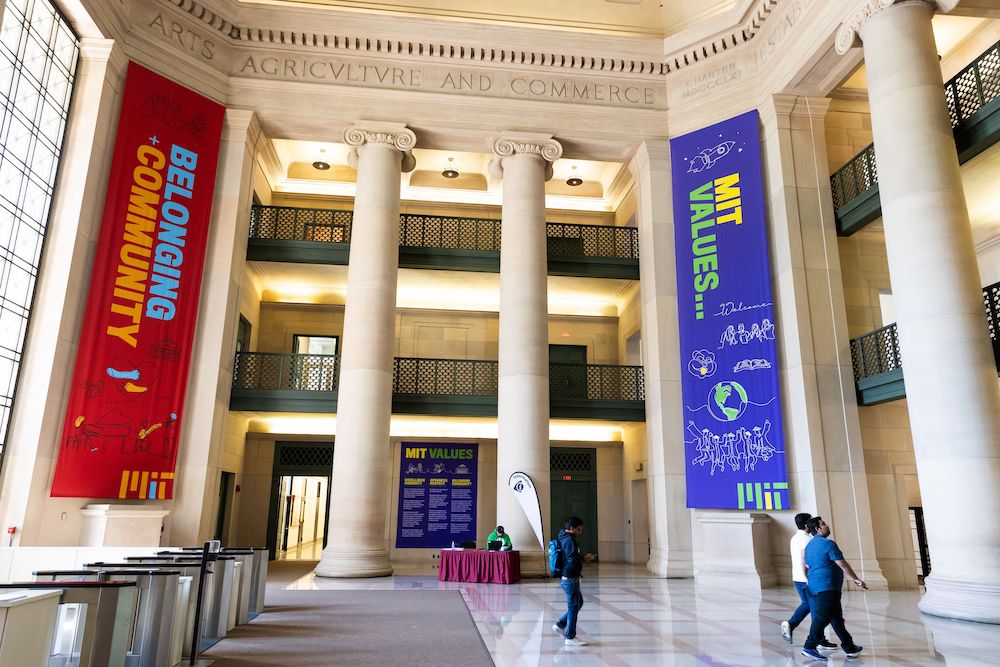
[{"x1": 508, "y1": 472, "x2": 545, "y2": 549}]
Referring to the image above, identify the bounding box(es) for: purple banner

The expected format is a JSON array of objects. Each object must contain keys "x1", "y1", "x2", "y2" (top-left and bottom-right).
[
  {"x1": 670, "y1": 110, "x2": 789, "y2": 510},
  {"x1": 395, "y1": 442, "x2": 478, "y2": 548}
]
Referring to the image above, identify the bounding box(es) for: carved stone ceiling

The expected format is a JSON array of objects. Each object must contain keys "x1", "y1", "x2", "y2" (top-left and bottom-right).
[{"x1": 238, "y1": 0, "x2": 738, "y2": 36}]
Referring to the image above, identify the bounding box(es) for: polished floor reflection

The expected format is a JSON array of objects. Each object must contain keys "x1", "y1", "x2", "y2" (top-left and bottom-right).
[{"x1": 285, "y1": 563, "x2": 999, "y2": 666}]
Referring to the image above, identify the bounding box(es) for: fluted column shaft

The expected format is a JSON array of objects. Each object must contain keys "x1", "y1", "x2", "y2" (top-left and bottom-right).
[
  {"x1": 316, "y1": 122, "x2": 415, "y2": 578},
  {"x1": 840, "y1": 0, "x2": 1000, "y2": 622},
  {"x1": 491, "y1": 134, "x2": 562, "y2": 574}
]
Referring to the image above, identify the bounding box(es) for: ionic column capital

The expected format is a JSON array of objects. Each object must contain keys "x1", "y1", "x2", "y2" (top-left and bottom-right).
[
  {"x1": 488, "y1": 132, "x2": 563, "y2": 181},
  {"x1": 345, "y1": 121, "x2": 416, "y2": 172},
  {"x1": 835, "y1": 0, "x2": 958, "y2": 55}
]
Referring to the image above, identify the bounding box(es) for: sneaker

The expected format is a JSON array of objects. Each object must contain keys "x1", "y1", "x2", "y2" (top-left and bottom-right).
[
  {"x1": 800, "y1": 648, "x2": 828, "y2": 661},
  {"x1": 552, "y1": 623, "x2": 564, "y2": 636},
  {"x1": 818, "y1": 639, "x2": 837, "y2": 650},
  {"x1": 844, "y1": 645, "x2": 864, "y2": 658},
  {"x1": 781, "y1": 621, "x2": 792, "y2": 643},
  {"x1": 565, "y1": 637, "x2": 589, "y2": 647}
]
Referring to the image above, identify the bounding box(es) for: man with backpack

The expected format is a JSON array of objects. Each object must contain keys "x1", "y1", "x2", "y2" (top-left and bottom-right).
[{"x1": 550, "y1": 516, "x2": 595, "y2": 647}]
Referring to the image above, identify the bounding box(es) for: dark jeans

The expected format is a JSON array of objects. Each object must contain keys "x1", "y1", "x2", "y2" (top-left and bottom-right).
[
  {"x1": 556, "y1": 577, "x2": 584, "y2": 639},
  {"x1": 804, "y1": 590, "x2": 855, "y2": 650},
  {"x1": 788, "y1": 581, "x2": 811, "y2": 630}
]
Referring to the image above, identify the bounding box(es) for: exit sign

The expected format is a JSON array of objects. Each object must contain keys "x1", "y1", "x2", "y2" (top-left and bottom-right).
[{"x1": 562, "y1": 474, "x2": 572, "y2": 481}]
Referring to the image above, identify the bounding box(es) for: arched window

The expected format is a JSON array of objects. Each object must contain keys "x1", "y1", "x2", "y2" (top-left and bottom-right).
[{"x1": 0, "y1": 0, "x2": 79, "y2": 451}]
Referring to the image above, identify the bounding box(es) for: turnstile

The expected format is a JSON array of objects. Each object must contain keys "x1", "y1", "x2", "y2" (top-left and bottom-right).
[
  {"x1": 0, "y1": 581, "x2": 137, "y2": 667},
  {"x1": 34, "y1": 569, "x2": 178, "y2": 667}
]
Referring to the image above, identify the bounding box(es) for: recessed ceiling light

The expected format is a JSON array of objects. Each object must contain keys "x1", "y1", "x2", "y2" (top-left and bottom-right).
[
  {"x1": 566, "y1": 165, "x2": 582, "y2": 187},
  {"x1": 442, "y1": 157, "x2": 459, "y2": 179},
  {"x1": 312, "y1": 161, "x2": 331, "y2": 171}
]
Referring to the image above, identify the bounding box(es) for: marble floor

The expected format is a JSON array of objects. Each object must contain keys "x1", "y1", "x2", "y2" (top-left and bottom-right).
[{"x1": 283, "y1": 563, "x2": 1000, "y2": 666}]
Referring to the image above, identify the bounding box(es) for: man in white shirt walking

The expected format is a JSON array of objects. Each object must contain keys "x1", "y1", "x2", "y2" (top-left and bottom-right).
[{"x1": 781, "y1": 512, "x2": 836, "y2": 650}]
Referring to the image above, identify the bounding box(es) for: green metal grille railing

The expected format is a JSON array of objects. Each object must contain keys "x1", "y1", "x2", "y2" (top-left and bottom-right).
[
  {"x1": 392, "y1": 357, "x2": 499, "y2": 395},
  {"x1": 398, "y1": 213, "x2": 500, "y2": 251},
  {"x1": 550, "y1": 363, "x2": 646, "y2": 401},
  {"x1": 232, "y1": 352, "x2": 645, "y2": 402},
  {"x1": 248, "y1": 205, "x2": 639, "y2": 260},
  {"x1": 831, "y1": 144, "x2": 878, "y2": 210},
  {"x1": 232, "y1": 352, "x2": 340, "y2": 391},
  {"x1": 851, "y1": 281, "x2": 1000, "y2": 382},
  {"x1": 249, "y1": 206, "x2": 353, "y2": 243},
  {"x1": 849, "y1": 324, "x2": 901, "y2": 381},
  {"x1": 831, "y1": 39, "x2": 1000, "y2": 212}
]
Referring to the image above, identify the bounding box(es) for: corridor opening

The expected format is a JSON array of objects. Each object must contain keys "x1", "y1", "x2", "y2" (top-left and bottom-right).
[{"x1": 266, "y1": 442, "x2": 334, "y2": 559}]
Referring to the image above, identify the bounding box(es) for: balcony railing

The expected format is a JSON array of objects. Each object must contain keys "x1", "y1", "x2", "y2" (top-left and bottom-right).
[
  {"x1": 831, "y1": 38, "x2": 1000, "y2": 232},
  {"x1": 233, "y1": 352, "x2": 340, "y2": 391},
  {"x1": 830, "y1": 144, "x2": 877, "y2": 211},
  {"x1": 250, "y1": 206, "x2": 353, "y2": 243},
  {"x1": 850, "y1": 323, "x2": 901, "y2": 381},
  {"x1": 393, "y1": 357, "x2": 498, "y2": 395},
  {"x1": 250, "y1": 205, "x2": 640, "y2": 260},
  {"x1": 850, "y1": 281, "x2": 1000, "y2": 404},
  {"x1": 230, "y1": 352, "x2": 645, "y2": 419}
]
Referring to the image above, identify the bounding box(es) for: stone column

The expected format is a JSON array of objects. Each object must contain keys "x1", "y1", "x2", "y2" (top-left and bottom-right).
[
  {"x1": 839, "y1": 0, "x2": 1000, "y2": 622},
  {"x1": 0, "y1": 39, "x2": 127, "y2": 544},
  {"x1": 316, "y1": 123, "x2": 415, "y2": 578},
  {"x1": 627, "y1": 140, "x2": 693, "y2": 577},
  {"x1": 490, "y1": 133, "x2": 561, "y2": 575}
]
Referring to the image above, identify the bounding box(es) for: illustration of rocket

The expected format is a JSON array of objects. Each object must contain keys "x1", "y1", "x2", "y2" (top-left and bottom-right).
[{"x1": 687, "y1": 141, "x2": 736, "y2": 173}]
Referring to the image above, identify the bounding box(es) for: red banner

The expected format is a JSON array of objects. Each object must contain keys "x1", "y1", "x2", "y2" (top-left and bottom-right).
[{"x1": 51, "y1": 63, "x2": 224, "y2": 499}]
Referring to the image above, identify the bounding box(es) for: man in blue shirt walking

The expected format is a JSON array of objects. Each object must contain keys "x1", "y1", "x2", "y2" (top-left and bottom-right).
[
  {"x1": 552, "y1": 516, "x2": 595, "y2": 647},
  {"x1": 801, "y1": 516, "x2": 867, "y2": 662}
]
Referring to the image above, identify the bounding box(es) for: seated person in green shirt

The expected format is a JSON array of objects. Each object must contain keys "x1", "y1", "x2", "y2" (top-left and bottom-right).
[{"x1": 488, "y1": 525, "x2": 512, "y2": 550}]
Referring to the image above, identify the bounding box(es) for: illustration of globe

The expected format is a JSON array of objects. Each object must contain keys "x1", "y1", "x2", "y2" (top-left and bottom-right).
[{"x1": 707, "y1": 381, "x2": 748, "y2": 421}]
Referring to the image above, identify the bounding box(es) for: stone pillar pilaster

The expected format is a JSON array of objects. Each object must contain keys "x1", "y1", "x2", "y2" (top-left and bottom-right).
[
  {"x1": 758, "y1": 95, "x2": 886, "y2": 589},
  {"x1": 315, "y1": 122, "x2": 415, "y2": 578},
  {"x1": 490, "y1": 133, "x2": 561, "y2": 575},
  {"x1": 172, "y1": 108, "x2": 262, "y2": 545},
  {"x1": 839, "y1": 0, "x2": 1000, "y2": 621},
  {"x1": 628, "y1": 140, "x2": 693, "y2": 577}
]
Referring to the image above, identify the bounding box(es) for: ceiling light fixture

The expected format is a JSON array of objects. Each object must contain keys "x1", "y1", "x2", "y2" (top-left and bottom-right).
[
  {"x1": 442, "y1": 157, "x2": 459, "y2": 179},
  {"x1": 566, "y1": 165, "x2": 583, "y2": 187},
  {"x1": 312, "y1": 161, "x2": 331, "y2": 171}
]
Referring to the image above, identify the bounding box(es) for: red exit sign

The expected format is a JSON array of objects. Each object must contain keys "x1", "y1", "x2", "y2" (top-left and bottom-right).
[{"x1": 562, "y1": 474, "x2": 572, "y2": 481}]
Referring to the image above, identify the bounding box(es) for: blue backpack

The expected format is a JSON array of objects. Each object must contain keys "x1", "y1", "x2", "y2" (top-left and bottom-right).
[{"x1": 548, "y1": 538, "x2": 564, "y2": 577}]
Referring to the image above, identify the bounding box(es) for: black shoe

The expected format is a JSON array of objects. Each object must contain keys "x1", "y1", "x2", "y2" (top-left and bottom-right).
[
  {"x1": 844, "y1": 645, "x2": 864, "y2": 659},
  {"x1": 818, "y1": 639, "x2": 837, "y2": 650}
]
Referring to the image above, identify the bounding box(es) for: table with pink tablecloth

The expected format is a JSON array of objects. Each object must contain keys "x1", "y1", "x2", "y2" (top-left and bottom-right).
[{"x1": 438, "y1": 549, "x2": 521, "y2": 584}]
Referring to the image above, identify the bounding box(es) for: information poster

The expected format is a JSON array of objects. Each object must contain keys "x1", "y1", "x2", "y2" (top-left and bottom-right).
[
  {"x1": 395, "y1": 442, "x2": 478, "y2": 548},
  {"x1": 50, "y1": 63, "x2": 224, "y2": 499},
  {"x1": 670, "y1": 110, "x2": 789, "y2": 510}
]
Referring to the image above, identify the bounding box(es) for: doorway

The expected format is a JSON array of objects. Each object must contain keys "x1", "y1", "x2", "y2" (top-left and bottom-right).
[
  {"x1": 275, "y1": 475, "x2": 329, "y2": 560},
  {"x1": 215, "y1": 471, "x2": 235, "y2": 543},
  {"x1": 550, "y1": 447, "x2": 599, "y2": 558},
  {"x1": 267, "y1": 442, "x2": 334, "y2": 559},
  {"x1": 549, "y1": 344, "x2": 588, "y2": 399}
]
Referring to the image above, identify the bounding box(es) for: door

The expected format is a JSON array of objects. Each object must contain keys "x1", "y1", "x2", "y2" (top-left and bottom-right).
[
  {"x1": 215, "y1": 471, "x2": 234, "y2": 543},
  {"x1": 550, "y1": 447, "x2": 599, "y2": 558},
  {"x1": 266, "y1": 442, "x2": 335, "y2": 559},
  {"x1": 630, "y1": 478, "x2": 649, "y2": 564},
  {"x1": 549, "y1": 344, "x2": 588, "y2": 399}
]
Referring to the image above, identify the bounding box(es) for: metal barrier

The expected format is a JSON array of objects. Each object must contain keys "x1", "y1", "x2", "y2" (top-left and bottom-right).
[
  {"x1": 0, "y1": 581, "x2": 137, "y2": 667},
  {"x1": 35, "y1": 569, "x2": 178, "y2": 667}
]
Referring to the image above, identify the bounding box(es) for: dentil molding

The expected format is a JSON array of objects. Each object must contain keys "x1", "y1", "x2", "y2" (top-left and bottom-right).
[
  {"x1": 162, "y1": 0, "x2": 826, "y2": 77},
  {"x1": 835, "y1": 0, "x2": 960, "y2": 54}
]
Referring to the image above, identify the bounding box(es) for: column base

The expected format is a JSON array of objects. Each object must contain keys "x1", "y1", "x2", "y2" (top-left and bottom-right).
[
  {"x1": 855, "y1": 559, "x2": 889, "y2": 592},
  {"x1": 919, "y1": 575, "x2": 1000, "y2": 624},
  {"x1": 647, "y1": 548, "x2": 693, "y2": 578},
  {"x1": 314, "y1": 546, "x2": 393, "y2": 578}
]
